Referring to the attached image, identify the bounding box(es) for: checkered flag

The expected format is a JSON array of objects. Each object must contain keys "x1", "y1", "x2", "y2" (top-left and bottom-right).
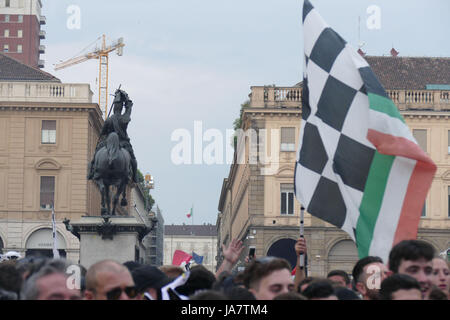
[{"x1": 294, "y1": 0, "x2": 436, "y2": 262}]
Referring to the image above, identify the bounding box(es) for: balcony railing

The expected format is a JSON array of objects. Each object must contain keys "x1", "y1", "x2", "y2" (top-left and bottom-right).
[
  {"x1": 0, "y1": 82, "x2": 94, "y2": 103},
  {"x1": 250, "y1": 86, "x2": 450, "y2": 111},
  {"x1": 250, "y1": 86, "x2": 302, "y2": 108}
]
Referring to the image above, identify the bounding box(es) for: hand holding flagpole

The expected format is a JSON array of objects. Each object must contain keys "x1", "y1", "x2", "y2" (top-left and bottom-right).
[{"x1": 299, "y1": 206, "x2": 305, "y2": 270}]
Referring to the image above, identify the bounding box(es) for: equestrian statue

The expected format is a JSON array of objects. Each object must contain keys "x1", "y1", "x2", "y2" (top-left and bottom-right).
[{"x1": 88, "y1": 88, "x2": 139, "y2": 216}]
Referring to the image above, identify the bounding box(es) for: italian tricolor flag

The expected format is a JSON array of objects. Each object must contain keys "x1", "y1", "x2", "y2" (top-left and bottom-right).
[{"x1": 187, "y1": 207, "x2": 193, "y2": 219}]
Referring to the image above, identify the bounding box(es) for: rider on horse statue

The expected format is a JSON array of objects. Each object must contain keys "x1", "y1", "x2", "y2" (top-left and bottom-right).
[{"x1": 88, "y1": 88, "x2": 139, "y2": 184}]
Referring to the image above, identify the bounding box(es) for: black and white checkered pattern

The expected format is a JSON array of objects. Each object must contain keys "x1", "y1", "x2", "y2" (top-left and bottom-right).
[{"x1": 295, "y1": 0, "x2": 374, "y2": 233}]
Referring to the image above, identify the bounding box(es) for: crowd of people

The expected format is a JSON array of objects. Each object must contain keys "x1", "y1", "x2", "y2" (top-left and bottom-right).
[{"x1": 0, "y1": 238, "x2": 448, "y2": 300}]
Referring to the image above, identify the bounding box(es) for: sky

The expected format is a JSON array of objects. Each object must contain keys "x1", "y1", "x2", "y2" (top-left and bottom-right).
[{"x1": 41, "y1": 0, "x2": 450, "y2": 225}]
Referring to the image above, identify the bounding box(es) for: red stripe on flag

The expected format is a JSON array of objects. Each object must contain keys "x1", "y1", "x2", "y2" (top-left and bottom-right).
[
  {"x1": 367, "y1": 129, "x2": 434, "y2": 164},
  {"x1": 172, "y1": 250, "x2": 192, "y2": 266},
  {"x1": 393, "y1": 160, "x2": 436, "y2": 245}
]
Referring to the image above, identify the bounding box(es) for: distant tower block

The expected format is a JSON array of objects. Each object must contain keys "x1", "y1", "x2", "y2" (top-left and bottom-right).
[{"x1": 0, "y1": 0, "x2": 46, "y2": 68}]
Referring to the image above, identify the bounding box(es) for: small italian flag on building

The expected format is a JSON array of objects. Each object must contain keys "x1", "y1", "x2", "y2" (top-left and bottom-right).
[{"x1": 187, "y1": 207, "x2": 193, "y2": 219}]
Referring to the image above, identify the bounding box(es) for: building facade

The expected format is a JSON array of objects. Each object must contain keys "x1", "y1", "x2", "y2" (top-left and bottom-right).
[
  {"x1": 0, "y1": 0, "x2": 46, "y2": 68},
  {"x1": 217, "y1": 55, "x2": 450, "y2": 277},
  {"x1": 164, "y1": 224, "x2": 217, "y2": 273},
  {"x1": 0, "y1": 53, "x2": 102, "y2": 262}
]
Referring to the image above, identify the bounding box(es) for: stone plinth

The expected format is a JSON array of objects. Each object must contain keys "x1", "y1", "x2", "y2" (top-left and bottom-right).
[{"x1": 69, "y1": 216, "x2": 149, "y2": 269}]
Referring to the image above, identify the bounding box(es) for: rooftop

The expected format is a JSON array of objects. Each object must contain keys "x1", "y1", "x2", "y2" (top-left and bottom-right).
[
  {"x1": 165, "y1": 224, "x2": 217, "y2": 237},
  {"x1": 0, "y1": 53, "x2": 60, "y2": 83}
]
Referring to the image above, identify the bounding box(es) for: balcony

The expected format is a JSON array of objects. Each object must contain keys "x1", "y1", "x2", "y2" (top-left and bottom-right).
[
  {"x1": 39, "y1": 30, "x2": 46, "y2": 39},
  {"x1": 250, "y1": 86, "x2": 302, "y2": 108},
  {"x1": 39, "y1": 15, "x2": 46, "y2": 25},
  {"x1": 38, "y1": 45, "x2": 45, "y2": 54},
  {"x1": 387, "y1": 89, "x2": 450, "y2": 111},
  {"x1": 0, "y1": 82, "x2": 94, "y2": 104},
  {"x1": 37, "y1": 59, "x2": 44, "y2": 68}
]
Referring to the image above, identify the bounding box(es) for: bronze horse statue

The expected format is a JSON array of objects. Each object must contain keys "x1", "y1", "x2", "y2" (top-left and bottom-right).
[{"x1": 92, "y1": 131, "x2": 132, "y2": 215}]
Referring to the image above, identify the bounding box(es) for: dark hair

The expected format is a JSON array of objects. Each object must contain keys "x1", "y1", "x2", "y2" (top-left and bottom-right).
[
  {"x1": 297, "y1": 277, "x2": 316, "y2": 293},
  {"x1": 242, "y1": 257, "x2": 291, "y2": 290},
  {"x1": 388, "y1": 240, "x2": 435, "y2": 273},
  {"x1": 428, "y1": 286, "x2": 448, "y2": 300},
  {"x1": 189, "y1": 290, "x2": 227, "y2": 300},
  {"x1": 175, "y1": 265, "x2": 216, "y2": 296},
  {"x1": 352, "y1": 256, "x2": 383, "y2": 284},
  {"x1": 273, "y1": 291, "x2": 307, "y2": 300},
  {"x1": 0, "y1": 261, "x2": 22, "y2": 296},
  {"x1": 226, "y1": 286, "x2": 256, "y2": 300},
  {"x1": 334, "y1": 287, "x2": 361, "y2": 300},
  {"x1": 327, "y1": 270, "x2": 351, "y2": 285},
  {"x1": 379, "y1": 274, "x2": 421, "y2": 300},
  {"x1": 302, "y1": 280, "x2": 336, "y2": 299}
]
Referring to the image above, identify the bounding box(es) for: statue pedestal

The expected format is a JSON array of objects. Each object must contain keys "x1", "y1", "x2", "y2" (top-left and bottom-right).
[{"x1": 71, "y1": 216, "x2": 149, "y2": 269}]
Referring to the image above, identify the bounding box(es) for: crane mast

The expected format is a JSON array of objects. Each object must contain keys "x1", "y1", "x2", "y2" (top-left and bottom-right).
[{"x1": 54, "y1": 34, "x2": 124, "y2": 119}]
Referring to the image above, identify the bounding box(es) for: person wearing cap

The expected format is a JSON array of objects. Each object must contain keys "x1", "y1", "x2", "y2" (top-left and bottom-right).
[{"x1": 132, "y1": 265, "x2": 171, "y2": 300}]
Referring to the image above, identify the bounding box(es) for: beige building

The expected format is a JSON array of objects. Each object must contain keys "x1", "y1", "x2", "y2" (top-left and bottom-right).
[
  {"x1": 164, "y1": 224, "x2": 217, "y2": 273},
  {"x1": 0, "y1": 53, "x2": 103, "y2": 262},
  {"x1": 217, "y1": 55, "x2": 450, "y2": 277}
]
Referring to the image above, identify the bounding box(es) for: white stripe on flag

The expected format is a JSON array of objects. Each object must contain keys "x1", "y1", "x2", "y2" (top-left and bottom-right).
[
  {"x1": 369, "y1": 156, "x2": 415, "y2": 262},
  {"x1": 369, "y1": 109, "x2": 416, "y2": 145}
]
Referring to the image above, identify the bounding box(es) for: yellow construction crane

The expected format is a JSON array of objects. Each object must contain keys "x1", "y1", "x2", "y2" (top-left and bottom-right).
[{"x1": 54, "y1": 34, "x2": 125, "y2": 119}]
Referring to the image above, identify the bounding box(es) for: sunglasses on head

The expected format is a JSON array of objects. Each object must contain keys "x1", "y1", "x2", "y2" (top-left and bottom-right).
[{"x1": 106, "y1": 286, "x2": 138, "y2": 300}]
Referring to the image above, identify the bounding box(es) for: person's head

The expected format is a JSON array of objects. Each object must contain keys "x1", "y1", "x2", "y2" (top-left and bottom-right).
[
  {"x1": 352, "y1": 256, "x2": 389, "y2": 300},
  {"x1": 131, "y1": 265, "x2": 171, "y2": 300},
  {"x1": 123, "y1": 261, "x2": 141, "y2": 273},
  {"x1": 20, "y1": 259, "x2": 81, "y2": 300},
  {"x1": 431, "y1": 257, "x2": 449, "y2": 296},
  {"x1": 297, "y1": 277, "x2": 316, "y2": 294},
  {"x1": 159, "y1": 265, "x2": 184, "y2": 279},
  {"x1": 388, "y1": 240, "x2": 434, "y2": 298},
  {"x1": 334, "y1": 287, "x2": 361, "y2": 300},
  {"x1": 273, "y1": 291, "x2": 307, "y2": 300},
  {"x1": 0, "y1": 261, "x2": 22, "y2": 298},
  {"x1": 428, "y1": 286, "x2": 448, "y2": 300},
  {"x1": 189, "y1": 290, "x2": 227, "y2": 300},
  {"x1": 242, "y1": 257, "x2": 294, "y2": 300},
  {"x1": 225, "y1": 286, "x2": 256, "y2": 300},
  {"x1": 301, "y1": 279, "x2": 338, "y2": 300},
  {"x1": 84, "y1": 260, "x2": 137, "y2": 300},
  {"x1": 379, "y1": 274, "x2": 422, "y2": 300},
  {"x1": 175, "y1": 265, "x2": 216, "y2": 297},
  {"x1": 327, "y1": 270, "x2": 351, "y2": 288}
]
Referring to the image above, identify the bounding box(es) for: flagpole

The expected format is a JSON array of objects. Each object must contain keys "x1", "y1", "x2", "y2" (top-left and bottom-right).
[
  {"x1": 51, "y1": 202, "x2": 60, "y2": 259},
  {"x1": 299, "y1": 206, "x2": 305, "y2": 270}
]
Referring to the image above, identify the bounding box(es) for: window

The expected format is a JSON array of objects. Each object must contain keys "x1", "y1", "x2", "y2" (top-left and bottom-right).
[
  {"x1": 3, "y1": 44, "x2": 8, "y2": 52},
  {"x1": 41, "y1": 120, "x2": 56, "y2": 144},
  {"x1": 412, "y1": 129, "x2": 427, "y2": 152},
  {"x1": 5, "y1": 0, "x2": 10, "y2": 7},
  {"x1": 40, "y1": 176, "x2": 55, "y2": 210},
  {"x1": 17, "y1": 44, "x2": 21, "y2": 53},
  {"x1": 448, "y1": 131, "x2": 450, "y2": 154},
  {"x1": 5, "y1": 15, "x2": 9, "y2": 22},
  {"x1": 281, "y1": 127, "x2": 295, "y2": 151},
  {"x1": 421, "y1": 202, "x2": 426, "y2": 217},
  {"x1": 17, "y1": 30, "x2": 22, "y2": 38},
  {"x1": 18, "y1": 15, "x2": 23, "y2": 23},
  {"x1": 4, "y1": 29, "x2": 9, "y2": 37},
  {"x1": 281, "y1": 184, "x2": 294, "y2": 215}
]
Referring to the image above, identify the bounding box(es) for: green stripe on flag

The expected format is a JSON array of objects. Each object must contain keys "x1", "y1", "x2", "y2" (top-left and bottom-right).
[
  {"x1": 356, "y1": 151, "x2": 395, "y2": 258},
  {"x1": 367, "y1": 93, "x2": 405, "y2": 123}
]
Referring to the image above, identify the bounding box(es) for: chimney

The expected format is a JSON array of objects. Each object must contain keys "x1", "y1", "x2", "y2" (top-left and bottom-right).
[{"x1": 390, "y1": 47, "x2": 399, "y2": 57}]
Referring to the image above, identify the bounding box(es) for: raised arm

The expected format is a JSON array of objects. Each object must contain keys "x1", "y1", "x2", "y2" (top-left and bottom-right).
[
  {"x1": 293, "y1": 237, "x2": 308, "y2": 291},
  {"x1": 215, "y1": 238, "x2": 244, "y2": 279}
]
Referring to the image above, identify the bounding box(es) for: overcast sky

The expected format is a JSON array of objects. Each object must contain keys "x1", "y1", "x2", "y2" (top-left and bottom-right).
[{"x1": 42, "y1": 0, "x2": 450, "y2": 225}]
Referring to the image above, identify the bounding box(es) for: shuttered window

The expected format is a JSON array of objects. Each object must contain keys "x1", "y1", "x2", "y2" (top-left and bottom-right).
[
  {"x1": 413, "y1": 129, "x2": 427, "y2": 152},
  {"x1": 281, "y1": 127, "x2": 295, "y2": 151},
  {"x1": 40, "y1": 176, "x2": 55, "y2": 210},
  {"x1": 41, "y1": 120, "x2": 56, "y2": 144},
  {"x1": 281, "y1": 184, "x2": 294, "y2": 215}
]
